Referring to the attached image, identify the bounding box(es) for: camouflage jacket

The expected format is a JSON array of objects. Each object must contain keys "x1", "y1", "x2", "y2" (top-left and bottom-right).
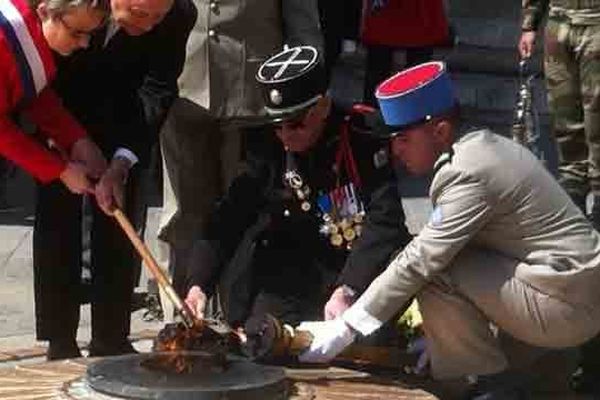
[{"x1": 522, "y1": 0, "x2": 600, "y2": 31}]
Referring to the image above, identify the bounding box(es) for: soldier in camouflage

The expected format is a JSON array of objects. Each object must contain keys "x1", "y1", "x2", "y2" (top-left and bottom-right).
[
  {"x1": 519, "y1": 0, "x2": 600, "y2": 215},
  {"x1": 519, "y1": 0, "x2": 600, "y2": 393}
]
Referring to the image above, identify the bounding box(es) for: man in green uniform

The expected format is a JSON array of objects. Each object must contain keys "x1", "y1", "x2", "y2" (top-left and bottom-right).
[
  {"x1": 519, "y1": 1, "x2": 600, "y2": 392},
  {"x1": 519, "y1": 0, "x2": 600, "y2": 216}
]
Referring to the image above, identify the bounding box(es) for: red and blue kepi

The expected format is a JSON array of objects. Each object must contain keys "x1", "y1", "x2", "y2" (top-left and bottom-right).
[{"x1": 375, "y1": 61, "x2": 455, "y2": 137}]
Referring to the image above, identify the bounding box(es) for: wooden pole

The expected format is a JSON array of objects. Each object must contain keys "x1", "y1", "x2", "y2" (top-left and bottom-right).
[{"x1": 113, "y1": 209, "x2": 196, "y2": 328}]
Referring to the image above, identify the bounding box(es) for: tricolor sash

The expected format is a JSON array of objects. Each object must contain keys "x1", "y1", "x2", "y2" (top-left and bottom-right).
[{"x1": 0, "y1": 0, "x2": 49, "y2": 103}]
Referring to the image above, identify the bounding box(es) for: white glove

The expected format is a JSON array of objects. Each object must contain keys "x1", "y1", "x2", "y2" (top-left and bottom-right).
[{"x1": 297, "y1": 318, "x2": 356, "y2": 363}]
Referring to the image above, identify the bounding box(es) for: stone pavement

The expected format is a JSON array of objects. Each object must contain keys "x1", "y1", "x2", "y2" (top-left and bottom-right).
[
  {"x1": 0, "y1": 172, "x2": 166, "y2": 364},
  {"x1": 0, "y1": 169, "x2": 160, "y2": 351}
]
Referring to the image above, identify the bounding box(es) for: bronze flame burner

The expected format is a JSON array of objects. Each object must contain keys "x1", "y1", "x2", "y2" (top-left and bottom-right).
[{"x1": 85, "y1": 351, "x2": 287, "y2": 399}]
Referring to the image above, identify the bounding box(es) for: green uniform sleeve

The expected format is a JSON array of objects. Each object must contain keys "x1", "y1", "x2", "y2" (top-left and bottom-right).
[{"x1": 522, "y1": 0, "x2": 550, "y2": 31}]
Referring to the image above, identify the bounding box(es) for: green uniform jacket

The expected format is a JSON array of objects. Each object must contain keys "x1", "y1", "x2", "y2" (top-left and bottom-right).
[{"x1": 522, "y1": 0, "x2": 600, "y2": 31}]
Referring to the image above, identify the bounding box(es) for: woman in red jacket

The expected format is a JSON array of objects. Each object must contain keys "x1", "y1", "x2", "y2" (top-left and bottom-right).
[{"x1": 0, "y1": 0, "x2": 108, "y2": 194}]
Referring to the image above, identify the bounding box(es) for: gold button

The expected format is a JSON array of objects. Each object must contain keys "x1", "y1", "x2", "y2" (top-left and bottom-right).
[
  {"x1": 209, "y1": 1, "x2": 218, "y2": 11},
  {"x1": 208, "y1": 29, "x2": 216, "y2": 37}
]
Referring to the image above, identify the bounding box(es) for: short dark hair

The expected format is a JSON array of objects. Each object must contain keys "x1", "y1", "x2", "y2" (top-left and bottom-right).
[
  {"x1": 433, "y1": 103, "x2": 462, "y2": 125},
  {"x1": 30, "y1": 0, "x2": 110, "y2": 16}
]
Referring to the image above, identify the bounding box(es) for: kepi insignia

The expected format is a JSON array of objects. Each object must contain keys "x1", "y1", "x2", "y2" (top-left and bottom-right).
[{"x1": 270, "y1": 89, "x2": 283, "y2": 105}]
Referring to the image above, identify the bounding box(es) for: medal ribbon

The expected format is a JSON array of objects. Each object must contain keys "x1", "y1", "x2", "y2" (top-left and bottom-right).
[{"x1": 335, "y1": 117, "x2": 362, "y2": 189}]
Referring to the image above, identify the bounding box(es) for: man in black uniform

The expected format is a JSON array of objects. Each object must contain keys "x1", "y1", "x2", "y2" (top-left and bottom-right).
[{"x1": 180, "y1": 46, "x2": 412, "y2": 327}]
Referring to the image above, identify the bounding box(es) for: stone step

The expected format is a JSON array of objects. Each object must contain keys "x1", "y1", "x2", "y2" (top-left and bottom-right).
[
  {"x1": 444, "y1": 45, "x2": 543, "y2": 76},
  {"x1": 452, "y1": 72, "x2": 548, "y2": 114}
]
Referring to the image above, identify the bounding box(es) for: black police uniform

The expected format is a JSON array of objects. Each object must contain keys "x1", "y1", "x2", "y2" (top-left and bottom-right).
[{"x1": 178, "y1": 106, "x2": 411, "y2": 326}]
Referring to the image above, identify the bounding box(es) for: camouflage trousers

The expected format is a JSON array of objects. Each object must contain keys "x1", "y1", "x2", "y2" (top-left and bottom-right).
[{"x1": 544, "y1": 16, "x2": 600, "y2": 197}]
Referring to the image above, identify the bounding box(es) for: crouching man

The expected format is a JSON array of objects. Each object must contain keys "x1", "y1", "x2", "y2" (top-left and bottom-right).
[
  {"x1": 181, "y1": 46, "x2": 412, "y2": 328},
  {"x1": 297, "y1": 62, "x2": 600, "y2": 399}
]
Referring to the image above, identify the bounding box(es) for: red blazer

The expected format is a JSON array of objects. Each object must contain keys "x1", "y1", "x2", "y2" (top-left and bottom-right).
[
  {"x1": 361, "y1": 0, "x2": 450, "y2": 48},
  {"x1": 0, "y1": 0, "x2": 85, "y2": 183}
]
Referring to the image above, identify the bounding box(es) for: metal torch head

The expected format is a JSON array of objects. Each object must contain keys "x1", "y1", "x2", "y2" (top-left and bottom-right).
[{"x1": 241, "y1": 314, "x2": 313, "y2": 361}]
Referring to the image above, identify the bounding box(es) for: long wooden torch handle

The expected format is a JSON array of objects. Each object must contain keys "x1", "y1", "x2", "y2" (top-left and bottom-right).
[{"x1": 113, "y1": 208, "x2": 196, "y2": 328}]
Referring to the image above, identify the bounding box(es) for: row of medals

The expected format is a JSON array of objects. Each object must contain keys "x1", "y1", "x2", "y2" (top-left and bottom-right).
[{"x1": 284, "y1": 169, "x2": 365, "y2": 250}]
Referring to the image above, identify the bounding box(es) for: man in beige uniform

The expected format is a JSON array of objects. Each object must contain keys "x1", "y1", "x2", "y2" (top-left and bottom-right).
[{"x1": 297, "y1": 62, "x2": 600, "y2": 398}]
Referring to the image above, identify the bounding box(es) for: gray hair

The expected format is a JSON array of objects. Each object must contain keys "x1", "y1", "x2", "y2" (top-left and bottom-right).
[{"x1": 30, "y1": 0, "x2": 110, "y2": 16}]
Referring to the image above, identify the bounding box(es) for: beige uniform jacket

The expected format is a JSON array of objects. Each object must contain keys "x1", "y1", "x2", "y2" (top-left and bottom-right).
[
  {"x1": 177, "y1": 0, "x2": 323, "y2": 121},
  {"x1": 344, "y1": 129, "x2": 600, "y2": 334}
]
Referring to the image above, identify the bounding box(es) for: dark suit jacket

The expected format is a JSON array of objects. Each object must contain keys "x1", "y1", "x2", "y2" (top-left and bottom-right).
[{"x1": 53, "y1": 0, "x2": 197, "y2": 166}]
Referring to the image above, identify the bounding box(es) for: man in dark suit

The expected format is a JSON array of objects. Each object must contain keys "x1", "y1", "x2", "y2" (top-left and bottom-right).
[{"x1": 33, "y1": 0, "x2": 196, "y2": 360}]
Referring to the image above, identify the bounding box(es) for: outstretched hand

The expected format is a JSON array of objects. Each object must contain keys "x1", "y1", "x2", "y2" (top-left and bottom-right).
[{"x1": 297, "y1": 318, "x2": 356, "y2": 363}]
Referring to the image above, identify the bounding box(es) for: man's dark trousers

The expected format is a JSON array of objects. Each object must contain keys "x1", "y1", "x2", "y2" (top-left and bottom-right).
[{"x1": 33, "y1": 172, "x2": 144, "y2": 346}]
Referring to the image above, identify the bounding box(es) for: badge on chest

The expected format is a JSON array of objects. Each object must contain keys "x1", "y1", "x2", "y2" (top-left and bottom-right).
[
  {"x1": 317, "y1": 183, "x2": 365, "y2": 249},
  {"x1": 282, "y1": 117, "x2": 366, "y2": 250},
  {"x1": 283, "y1": 164, "x2": 366, "y2": 250}
]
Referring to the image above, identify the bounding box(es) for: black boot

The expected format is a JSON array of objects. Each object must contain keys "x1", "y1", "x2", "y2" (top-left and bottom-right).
[
  {"x1": 467, "y1": 370, "x2": 530, "y2": 400},
  {"x1": 571, "y1": 334, "x2": 600, "y2": 395},
  {"x1": 47, "y1": 338, "x2": 81, "y2": 361},
  {"x1": 88, "y1": 339, "x2": 137, "y2": 357}
]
